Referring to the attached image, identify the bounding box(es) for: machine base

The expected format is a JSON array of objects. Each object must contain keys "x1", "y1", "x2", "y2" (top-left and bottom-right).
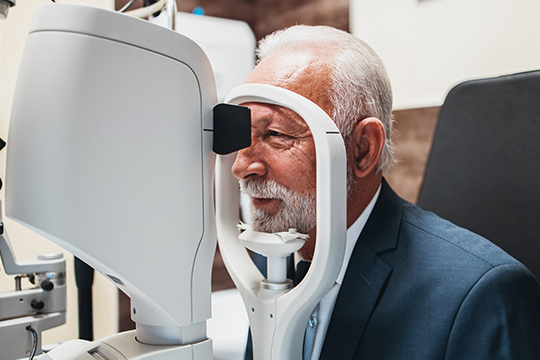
[{"x1": 39, "y1": 330, "x2": 213, "y2": 360}]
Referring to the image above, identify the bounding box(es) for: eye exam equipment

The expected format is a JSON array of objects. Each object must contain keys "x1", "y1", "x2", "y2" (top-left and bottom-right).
[
  {"x1": 0, "y1": 0, "x2": 14, "y2": 20},
  {"x1": 0, "y1": 219, "x2": 66, "y2": 360},
  {"x1": 1, "y1": 3, "x2": 347, "y2": 360},
  {"x1": 216, "y1": 84, "x2": 347, "y2": 360},
  {"x1": 2, "y1": 2, "x2": 216, "y2": 359},
  {"x1": 0, "y1": 137, "x2": 67, "y2": 359}
]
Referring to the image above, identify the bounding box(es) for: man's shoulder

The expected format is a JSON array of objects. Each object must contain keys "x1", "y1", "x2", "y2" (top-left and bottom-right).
[
  {"x1": 398, "y1": 201, "x2": 522, "y2": 269},
  {"x1": 369, "y1": 180, "x2": 527, "y2": 272}
]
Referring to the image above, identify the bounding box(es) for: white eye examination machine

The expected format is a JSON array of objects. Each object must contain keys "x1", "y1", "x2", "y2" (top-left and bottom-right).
[
  {"x1": 216, "y1": 84, "x2": 347, "y2": 360},
  {"x1": 4, "y1": 3, "x2": 217, "y2": 359},
  {"x1": 1, "y1": 3, "x2": 347, "y2": 360}
]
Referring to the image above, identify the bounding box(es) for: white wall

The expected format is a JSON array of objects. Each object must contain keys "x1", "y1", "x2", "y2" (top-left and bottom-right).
[
  {"x1": 351, "y1": 0, "x2": 540, "y2": 109},
  {"x1": 0, "y1": 0, "x2": 118, "y2": 347}
]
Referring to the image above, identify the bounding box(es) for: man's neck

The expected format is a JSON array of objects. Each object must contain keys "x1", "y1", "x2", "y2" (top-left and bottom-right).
[
  {"x1": 299, "y1": 173, "x2": 382, "y2": 260},
  {"x1": 346, "y1": 172, "x2": 383, "y2": 228}
]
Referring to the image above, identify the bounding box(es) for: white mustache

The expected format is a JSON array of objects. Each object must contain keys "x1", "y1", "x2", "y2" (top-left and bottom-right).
[
  {"x1": 238, "y1": 178, "x2": 317, "y2": 234},
  {"x1": 238, "y1": 179, "x2": 292, "y2": 200}
]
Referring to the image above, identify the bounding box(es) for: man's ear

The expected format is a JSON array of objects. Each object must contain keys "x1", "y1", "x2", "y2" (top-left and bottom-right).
[{"x1": 351, "y1": 117, "x2": 385, "y2": 179}]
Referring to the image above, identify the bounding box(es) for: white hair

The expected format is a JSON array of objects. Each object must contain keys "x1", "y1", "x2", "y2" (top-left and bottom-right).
[
  {"x1": 239, "y1": 178, "x2": 316, "y2": 234},
  {"x1": 256, "y1": 25, "x2": 395, "y2": 173}
]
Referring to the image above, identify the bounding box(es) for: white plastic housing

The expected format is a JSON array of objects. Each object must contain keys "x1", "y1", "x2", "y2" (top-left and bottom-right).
[
  {"x1": 5, "y1": 4, "x2": 217, "y2": 346},
  {"x1": 41, "y1": 331, "x2": 213, "y2": 360},
  {"x1": 216, "y1": 84, "x2": 347, "y2": 360},
  {"x1": 150, "y1": 11, "x2": 256, "y2": 102}
]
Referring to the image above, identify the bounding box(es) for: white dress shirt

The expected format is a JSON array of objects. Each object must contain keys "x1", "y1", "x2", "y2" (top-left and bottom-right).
[{"x1": 300, "y1": 185, "x2": 381, "y2": 360}]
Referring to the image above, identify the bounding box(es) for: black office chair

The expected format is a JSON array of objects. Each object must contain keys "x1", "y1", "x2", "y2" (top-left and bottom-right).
[{"x1": 417, "y1": 70, "x2": 540, "y2": 282}]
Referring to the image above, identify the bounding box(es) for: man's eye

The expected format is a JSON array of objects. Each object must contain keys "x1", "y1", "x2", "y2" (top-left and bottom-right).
[
  {"x1": 269, "y1": 130, "x2": 285, "y2": 137},
  {"x1": 266, "y1": 130, "x2": 295, "y2": 148}
]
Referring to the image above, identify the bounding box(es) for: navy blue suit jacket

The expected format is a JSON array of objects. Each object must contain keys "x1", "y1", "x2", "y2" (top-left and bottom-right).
[{"x1": 319, "y1": 179, "x2": 540, "y2": 359}]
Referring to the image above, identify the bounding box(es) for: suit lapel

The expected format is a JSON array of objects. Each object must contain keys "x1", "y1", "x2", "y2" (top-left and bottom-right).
[
  {"x1": 319, "y1": 242, "x2": 392, "y2": 359},
  {"x1": 319, "y1": 179, "x2": 403, "y2": 359}
]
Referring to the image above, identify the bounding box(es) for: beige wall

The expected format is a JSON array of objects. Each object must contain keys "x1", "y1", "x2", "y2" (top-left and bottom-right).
[
  {"x1": 0, "y1": 0, "x2": 118, "y2": 345},
  {"x1": 351, "y1": 0, "x2": 540, "y2": 109}
]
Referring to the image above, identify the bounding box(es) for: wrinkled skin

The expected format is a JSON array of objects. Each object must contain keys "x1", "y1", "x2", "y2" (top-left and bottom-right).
[{"x1": 232, "y1": 47, "x2": 385, "y2": 260}]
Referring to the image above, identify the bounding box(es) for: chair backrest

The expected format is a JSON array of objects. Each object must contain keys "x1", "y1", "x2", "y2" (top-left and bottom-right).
[{"x1": 417, "y1": 70, "x2": 540, "y2": 281}]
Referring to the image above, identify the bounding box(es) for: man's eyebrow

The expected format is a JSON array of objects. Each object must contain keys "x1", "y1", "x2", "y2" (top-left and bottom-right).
[{"x1": 253, "y1": 116, "x2": 272, "y2": 128}]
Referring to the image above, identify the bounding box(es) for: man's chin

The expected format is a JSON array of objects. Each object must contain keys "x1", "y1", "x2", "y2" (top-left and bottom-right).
[
  {"x1": 250, "y1": 209, "x2": 289, "y2": 233},
  {"x1": 251, "y1": 197, "x2": 282, "y2": 215}
]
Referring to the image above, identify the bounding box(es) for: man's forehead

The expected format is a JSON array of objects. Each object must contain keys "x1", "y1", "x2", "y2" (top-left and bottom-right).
[
  {"x1": 242, "y1": 102, "x2": 308, "y2": 129},
  {"x1": 245, "y1": 48, "x2": 334, "y2": 117},
  {"x1": 247, "y1": 51, "x2": 318, "y2": 84}
]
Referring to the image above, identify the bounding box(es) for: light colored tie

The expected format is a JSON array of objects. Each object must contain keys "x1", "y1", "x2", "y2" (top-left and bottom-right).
[
  {"x1": 303, "y1": 304, "x2": 319, "y2": 360},
  {"x1": 309, "y1": 283, "x2": 341, "y2": 360}
]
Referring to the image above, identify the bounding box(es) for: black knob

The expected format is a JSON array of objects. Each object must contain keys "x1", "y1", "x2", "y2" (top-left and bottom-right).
[
  {"x1": 0, "y1": 138, "x2": 6, "y2": 191},
  {"x1": 41, "y1": 279, "x2": 54, "y2": 291},
  {"x1": 31, "y1": 299, "x2": 45, "y2": 311}
]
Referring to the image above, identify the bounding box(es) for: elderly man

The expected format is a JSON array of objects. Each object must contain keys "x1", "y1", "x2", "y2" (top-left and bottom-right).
[{"x1": 234, "y1": 25, "x2": 540, "y2": 359}]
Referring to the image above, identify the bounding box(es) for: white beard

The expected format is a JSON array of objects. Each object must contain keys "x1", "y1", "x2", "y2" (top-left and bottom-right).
[{"x1": 238, "y1": 179, "x2": 316, "y2": 234}]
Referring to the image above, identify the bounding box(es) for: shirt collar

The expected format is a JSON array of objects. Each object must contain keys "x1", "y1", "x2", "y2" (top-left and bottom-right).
[
  {"x1": 294, "y1": 184, "x2": 382, "y2": 283},
  {"x1": 335, "y1": 184, "x2": 381, "y2": 285}
]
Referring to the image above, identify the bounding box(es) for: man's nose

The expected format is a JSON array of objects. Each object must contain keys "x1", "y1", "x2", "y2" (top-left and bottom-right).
[{"x1": 231, "y1": 145, "x2": 267, "y2": 180}]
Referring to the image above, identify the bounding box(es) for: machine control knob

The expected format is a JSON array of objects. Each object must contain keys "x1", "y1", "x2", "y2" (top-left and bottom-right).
[
  {"x1": 37, "y1": 253, "x2": 64, "y2": 260},
  {"x1": 31, "y1": 299, "x2": 45, "y2": 311},
  {"x1": 41, "y1": 279, "x2": 54, "y2": 291}
]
